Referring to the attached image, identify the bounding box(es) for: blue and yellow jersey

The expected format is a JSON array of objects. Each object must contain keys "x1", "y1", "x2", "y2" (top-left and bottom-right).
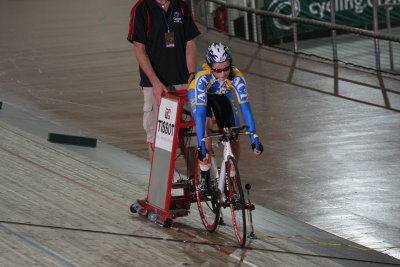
[{"x1": 188, "y1": 63, "x2": 257, "y2": 150}]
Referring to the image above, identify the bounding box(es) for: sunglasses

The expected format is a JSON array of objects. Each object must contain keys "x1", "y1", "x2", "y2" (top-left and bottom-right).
[{"x1": 211, "y1": 66, "x2": 231, "y2": 73}]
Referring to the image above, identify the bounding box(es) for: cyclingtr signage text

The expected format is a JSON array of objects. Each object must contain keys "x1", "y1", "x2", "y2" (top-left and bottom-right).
[
  {"x1": 264, "y1": 0, "x2": 400, "y2": 40},
  {"x1": 155, "y1": 98, "x2": 178, "y2": 152}
]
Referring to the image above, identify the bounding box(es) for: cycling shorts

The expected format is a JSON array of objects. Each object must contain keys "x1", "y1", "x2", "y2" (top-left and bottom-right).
[{"x1": 206, "y1": 93, "x2": 235, "y2": 128}]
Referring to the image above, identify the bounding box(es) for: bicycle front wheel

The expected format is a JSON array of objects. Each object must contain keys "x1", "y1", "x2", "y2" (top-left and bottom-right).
[
  {"x1": 227, "y1": 156, "x2": 246, "y2": 247},
  {"x1": 194, "y1": 154, "x2": 220, "y2": 232}
]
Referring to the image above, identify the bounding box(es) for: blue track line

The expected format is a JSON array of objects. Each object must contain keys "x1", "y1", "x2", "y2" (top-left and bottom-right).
[{"x1": 0, "y1": 223, "x2": 76, "y2": 267}]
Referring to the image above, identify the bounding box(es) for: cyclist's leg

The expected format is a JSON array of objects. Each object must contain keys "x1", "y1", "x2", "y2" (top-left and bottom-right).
[
  {"x1": 205, "y1": 116, "x2": 214, "y2": 153},
  {"x1": 199, "y1": 119, "x2": 212, "y2": 189},
  {"x1": 208, "y1": 93, "x2": 235, "y2": 195},
  {"x1": 207, "y1": 94, "x2": 235, "y2": 129},
  {"x1": 198, "y1": 129, "x2": 211, "y2": 171},
  {"x1": 225, "y1": 92, "x2": 241, "y2": 163},
  {"x1": 230, "y1": 137, "x2": 240, "y2": 163},
  {"x1": 197, "y1": 102, "x2": 219, "y2": 191},
  {"x1": 198, "y1": 102, "x2": 214, "y2": 170},
  {"x1": 207, "y1": 93, "x2": 240, "y2": 163},
  {"x1": 194, "y1": 152, "x2": 220, "y2": 232}
]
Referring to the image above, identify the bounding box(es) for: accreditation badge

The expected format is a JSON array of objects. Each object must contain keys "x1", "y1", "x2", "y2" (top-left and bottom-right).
[{"x1": 165, "y1": 31, "x2": 175, "y2": 48}]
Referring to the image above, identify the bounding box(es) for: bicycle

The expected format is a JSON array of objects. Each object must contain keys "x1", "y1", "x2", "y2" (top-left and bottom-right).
[{"x1": 193, "y1": 126, "x2": 257, "y2": 247}]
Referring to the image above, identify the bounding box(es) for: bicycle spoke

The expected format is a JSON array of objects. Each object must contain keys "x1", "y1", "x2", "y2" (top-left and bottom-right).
[
  {"x1": 227, "y1": 157, "x2": 246, "y2": 247},
  {"x1": 194, "y1": 155, "x2": 220, "y2": 232}
]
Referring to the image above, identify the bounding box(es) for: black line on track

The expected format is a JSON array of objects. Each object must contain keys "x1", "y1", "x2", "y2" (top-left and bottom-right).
[{"x1": 1, "y1": 220, "x2": 399, "y2": 266}]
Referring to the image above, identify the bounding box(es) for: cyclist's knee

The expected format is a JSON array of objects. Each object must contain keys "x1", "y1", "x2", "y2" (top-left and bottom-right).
[
  {"x1": 231, "y1": 139, "x2": 240, "y2": 147},
  {"x1": 199, "y1": 161, "x2": 211, "y2": 172}
]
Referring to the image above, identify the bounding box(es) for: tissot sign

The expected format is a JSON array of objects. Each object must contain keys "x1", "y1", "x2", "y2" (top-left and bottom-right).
[
  {"x1": 155, "y1": 98, "x2": 178, "y2": 152},
  {"x1": 264, "y1": 0, "x2": 400, "y2": 40}
]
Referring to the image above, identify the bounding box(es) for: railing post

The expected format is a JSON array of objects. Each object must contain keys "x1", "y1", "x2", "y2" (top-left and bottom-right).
[
  {"x1": 290, "y1": 0, "x2": 298, "y2": 53},
  {"x1": 189, "y1": 0, "x2": 199, "y2": 22},
  {"x1": 330, "y1": 0, "x2": 339, "y2": 95},
  {"x1": 372, "y1": 0, "x2": 381, "y2": 72},
  {"x1": 385, "y1": 7, "x2": 394, "y2": 71},
  {"x1": 228, "y1": 6, "x2": 235, "y2": 36},
  {"x1": 330, "y1": 0, "x2": 338, "y2": 62},
  {"x1": 256, "y1": 14, "x2": 263, "y2": 44},
  {"x1": 243, "y1": 0, "x2": 249, "y2": 40},
  {"x1": 251, "y1": 0, "x2": 257, "y2": 43},
  {"x1": 204, "y1": 0, "x2": 210, "y2": 29}
]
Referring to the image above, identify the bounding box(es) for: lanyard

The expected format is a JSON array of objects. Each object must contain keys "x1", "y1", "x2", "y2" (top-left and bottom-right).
[{"x1": 160, "y1": 0, "x2": 174, "y2": 32}]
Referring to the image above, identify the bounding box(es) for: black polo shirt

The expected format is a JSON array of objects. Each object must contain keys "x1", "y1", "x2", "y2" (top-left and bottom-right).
[{"x1": 128, "y1": 0, "x2": 200, "y2": 87}]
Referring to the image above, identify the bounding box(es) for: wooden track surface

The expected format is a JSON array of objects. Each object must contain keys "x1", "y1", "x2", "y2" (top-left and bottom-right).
[{"x1": 2, "y1": 121, "x2": 399, "y2": 266}]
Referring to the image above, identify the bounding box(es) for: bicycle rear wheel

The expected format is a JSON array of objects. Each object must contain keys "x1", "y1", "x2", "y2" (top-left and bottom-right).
[
  {"x1": 194, "y1": 154, "x2": 220, "y2": 232},
  {"x1": 226, "y1": 156, "x2": 246, "y2": 247}
]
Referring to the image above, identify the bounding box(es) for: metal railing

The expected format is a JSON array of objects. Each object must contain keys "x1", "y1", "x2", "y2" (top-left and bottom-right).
[
  {"x1": 191, "y1": 0, "x2": 400, "y2": 74},
  {"x1": 379, "y1": 3, "x2": 400, "y2": 70}
]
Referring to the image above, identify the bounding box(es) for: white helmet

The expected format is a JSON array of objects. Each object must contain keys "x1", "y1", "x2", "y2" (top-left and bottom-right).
[{"x1": 206, "y1": 42, "x2": 232, "y2": 66}]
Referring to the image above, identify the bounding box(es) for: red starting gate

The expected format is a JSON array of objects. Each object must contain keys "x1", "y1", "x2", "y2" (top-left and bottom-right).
[{"x1": 130, "y1": 90, "x2": 197, "y2": 227}]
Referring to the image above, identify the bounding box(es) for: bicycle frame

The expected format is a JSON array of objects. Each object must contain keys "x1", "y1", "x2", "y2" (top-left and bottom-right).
[
  {"x1": 216, "y1": 131, "x2": 234, "y2": 196},
  {"x1": 204, "y1": 127, "x2": 256, "y2": 196},
  {"x1": 201, "y1": 126, "x2": 256, "y2": 246}
]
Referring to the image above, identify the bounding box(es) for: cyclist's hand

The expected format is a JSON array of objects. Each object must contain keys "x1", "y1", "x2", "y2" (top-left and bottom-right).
[{"x1": 251, "y1": 141, "x2": 263, "y2": 155}]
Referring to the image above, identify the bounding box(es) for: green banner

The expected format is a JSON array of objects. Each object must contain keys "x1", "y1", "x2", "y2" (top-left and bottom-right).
[{"x1": 263, "y1": 0, "x2": 400, "y2": 40}]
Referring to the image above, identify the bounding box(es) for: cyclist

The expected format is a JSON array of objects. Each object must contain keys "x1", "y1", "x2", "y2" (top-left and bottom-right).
[{"x1": 188, "y1": 43, "x2": 263, "y2": 181}]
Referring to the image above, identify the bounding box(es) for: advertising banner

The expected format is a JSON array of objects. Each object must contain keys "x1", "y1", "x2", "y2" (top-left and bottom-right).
[{"x1": 263, "y1": 0, "x2": 400, "y2": 40}]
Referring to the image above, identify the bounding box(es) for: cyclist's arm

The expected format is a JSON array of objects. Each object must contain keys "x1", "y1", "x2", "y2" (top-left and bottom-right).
[
  {"x1": 188, "y1": 71, "x2": 210, "y2": 154},
  {"x1": 231, "y1": 71, "x2": 257, "y2": 143},
  {"x1": 239, "y1": 101, "x2": 263, "y2": 154}
]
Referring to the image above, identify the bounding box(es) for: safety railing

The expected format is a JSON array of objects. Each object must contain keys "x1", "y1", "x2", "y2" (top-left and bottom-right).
[
  {"x1": 379, "y1": 3, "x2": 400, "y2": 71},
  {"x1": 191, "y1": 0, "x2": 400, "y2": 74}
]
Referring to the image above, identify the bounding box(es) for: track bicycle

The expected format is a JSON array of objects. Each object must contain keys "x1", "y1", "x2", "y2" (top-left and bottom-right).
[{"x1": 193, "y1": 126, "x2": 257, "y2": 247}]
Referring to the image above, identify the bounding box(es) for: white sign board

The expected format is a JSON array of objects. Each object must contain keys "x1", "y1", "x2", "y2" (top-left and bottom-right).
[{"x1": 154, "y1": 98, "x2": 178, "y2": 152}]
